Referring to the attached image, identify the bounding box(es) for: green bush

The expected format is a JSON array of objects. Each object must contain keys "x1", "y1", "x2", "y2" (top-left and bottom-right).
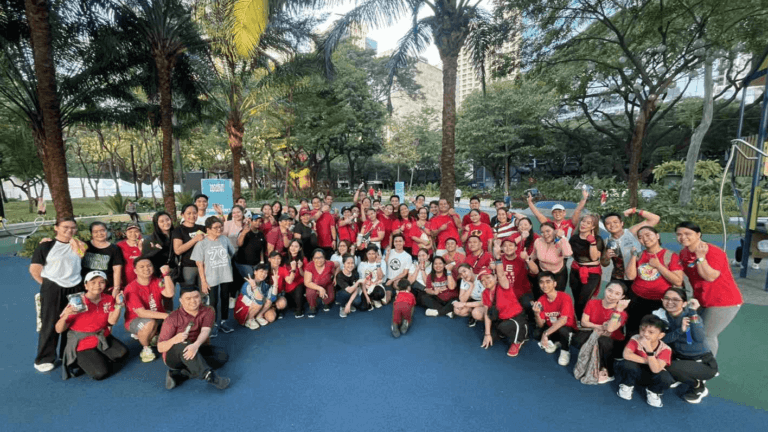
[
  {"x1": 251, "y1": 188, "x2": 278, "y2": 204},
  {"x1": 652, "y1": 160, "x2": 723, "y2": 182},
  {"x1": 175, "y1": 190, "x2": 196, "y2": 207},
  {"x1": 103, "y1": 193, "x2": 129, "y2": 215}
]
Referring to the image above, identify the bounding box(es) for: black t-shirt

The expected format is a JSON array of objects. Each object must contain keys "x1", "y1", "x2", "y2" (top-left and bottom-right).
[
  {"x1": 293, "y1": 222, "x2": 316, "y2": 254},
  {"x1": 81, "y1": 242, "x2": 124, "y2": 288},
  {"x1": 569, "y1": 234, "x2": 605, "y2": 265},
  {"x1": 335, "y1": 270, "x2": 359, "y2": 291},
  {"x1": 171, "y1": 224, "x2": 205, "y2": 268},
  {"x1": 235, "y1": 230, "x2": 266, "y2": 266}
]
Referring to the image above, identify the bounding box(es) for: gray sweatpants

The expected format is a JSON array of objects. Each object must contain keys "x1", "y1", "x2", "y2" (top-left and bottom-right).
[{"x1": 700, "y1": 305, "x2": 740, "y2": 358}]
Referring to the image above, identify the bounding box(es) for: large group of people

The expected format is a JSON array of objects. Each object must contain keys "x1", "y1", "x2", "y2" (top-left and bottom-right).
[{"x1": 29, "y1": 186, "x2": 743, "y2": 407}]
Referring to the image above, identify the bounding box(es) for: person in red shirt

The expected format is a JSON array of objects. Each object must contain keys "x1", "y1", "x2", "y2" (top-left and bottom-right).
[
  {"x1": 527, "y1": 188, "x2": 588, "y2": 238},
  {"x1": 511, "y1": 217, "x2": 539, "y2": 258},
  {"x1": 462, "y1": 196, "x2": 491, "y2": 226},
  {"x1": 259, "y1": 203, "x2": 276, "y2": 235},
  {"x1": 117, "y1": 224, "x2": 143, "y2": 287},
  {"x1": 55, "y1": 271, "x2": 128, "y2": 380},
  {"x1": 532, "y1": 271, "x2": 577, "y2": 367},
  {"x1": 390, "y1": 204, "x2": 414, "y2": 253},
  {"x1": 572, "y1": 281, "x2": 630, "y2": 383},
  {"x1": 266, "y1": 214, "x2": 293, "y2": 256},
  {"x1": 123, "y1": 258, "x2": 175, "y2": 363},
  {"x1": 417, "y1": 256, "x2": 457, "y2": 317},
  {"x1": 497, "y1": 238, "x2": 534, "y2": 307},
  {"x1": 615, "y1": 315, "x2": 675, "y2": 408},
  {"x1": 304, "y1": 249, "x2": 336, "y2": 317},
  {"x1": 479, "y1": 264, "x2": 528, "y2": 357},
  {"x1": 463, "y1": 236, "x2": 492, "y2": 275},
  {"x1": 359, "y1": 208, "x2": 385, "y2": 251},
  {"x1": 279, "y1": 245, "x2": 306, "y2": 318},
  {"x1": 391, "y1": 279, "x2": 417, "y2": 338},
  {"x1": 311, "y1": 197, "x2": 337, "y2": 258},
  {"x1": 461, "y1": 209, "x2": 494, "y2": 252},
  {"x1": 676, "y1": 221, "x2": 743, "y2": 357},
  {"x1": 428, "y1": 198, "x2": 462, "y2": 253},
  {"x1": 337, "y1": 207, "x2": 359, "y2": 246},
  {"x1": 443, "y1": 238, "x2": 465, "y2": 279},
  {"x1": 625, "y1": 226, "x2": 683, "y2": 336},
  {"x1": 377, "y1": 204, "x2": 394, "y2": 250},
  {"x1": 157, "y1": 287, "x2": 230, "y2": 390},
  {"x1": 407, "y1": 207, "x2": 432, "y2": 257}
]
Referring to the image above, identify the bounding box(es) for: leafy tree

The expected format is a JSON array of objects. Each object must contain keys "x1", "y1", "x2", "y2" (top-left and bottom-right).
[{"x1": 0, "y1": 118, "x2": 45, "y2": 212}]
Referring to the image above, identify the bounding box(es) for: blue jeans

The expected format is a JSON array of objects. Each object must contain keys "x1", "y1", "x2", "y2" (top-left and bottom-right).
[
  {"x1": 233, "y1": 262, "x2": 254, "y2": 279},
  {"x1": 336, "y1": 288, "x2": 362, "y2": 309}
]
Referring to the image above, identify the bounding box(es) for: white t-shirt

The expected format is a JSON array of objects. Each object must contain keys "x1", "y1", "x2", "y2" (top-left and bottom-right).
[
  {"x1": 408, "y1": 261, "x2": 432, "y2": 286},
  {"x1": 460, "y1": 277, "x2": 485, "y2": 301},
  {"x1": 455, "y1": 189, "x2": 462, "y2": 198},
  {"x1": 357, "y1": 261, "x2": 383, "y2": 285},
  {"x1": 386, "y1": 250, "x2": 413, "y2": 281}
]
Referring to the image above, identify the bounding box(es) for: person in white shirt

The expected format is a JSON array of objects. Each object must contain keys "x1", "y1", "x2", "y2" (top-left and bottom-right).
[{"x1": 383, "y1": 234, "x2": 413, "y2": 305}]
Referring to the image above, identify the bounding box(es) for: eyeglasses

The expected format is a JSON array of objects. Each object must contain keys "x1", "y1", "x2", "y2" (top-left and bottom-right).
[
  {"x1": 211, "y1": 226, "x2": 223, "y2": 230},
  {"x1": 662, "y1": 297, "x2": 682, "y2": 304}
]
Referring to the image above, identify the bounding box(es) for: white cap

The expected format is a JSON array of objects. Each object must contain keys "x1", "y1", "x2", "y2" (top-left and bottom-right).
[
  {"x1": 552, "y1": 204, "x2": 566, "y2": 211},
  {"x1": 84, "y1": 270, "x2": 108, "y2": 283}
]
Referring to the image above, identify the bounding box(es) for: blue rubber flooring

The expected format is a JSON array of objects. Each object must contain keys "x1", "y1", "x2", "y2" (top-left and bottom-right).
[{"x1": 0, "y1": 255, "x2": 765, "y2": 431}]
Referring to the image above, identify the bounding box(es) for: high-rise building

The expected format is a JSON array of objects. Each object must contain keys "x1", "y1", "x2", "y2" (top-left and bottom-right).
[{"x1": 456, "y1": 10, "x2": 521, "y2": 107}]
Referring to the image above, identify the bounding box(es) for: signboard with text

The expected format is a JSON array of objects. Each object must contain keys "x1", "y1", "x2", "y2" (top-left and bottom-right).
[
  {"x1": 395, "y1": 182, "x2": 405, "y2": 204},
  {"x1": 201, "y1": 179, "x2": 233, "y2": 216}
]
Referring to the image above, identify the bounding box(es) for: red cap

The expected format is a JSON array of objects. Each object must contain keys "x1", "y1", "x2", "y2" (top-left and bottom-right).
[
  {"x1": 300, "y1": 209, "x2": 311, "y2": 216},
  {"x1": 476, "y1": 268, "x2": 494, "y2": 278}
]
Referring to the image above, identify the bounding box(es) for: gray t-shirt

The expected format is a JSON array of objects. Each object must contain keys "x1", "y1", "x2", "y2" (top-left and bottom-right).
[
  {"x1": 190, "y1": 236, "x2": 235, "y2": 287},
  {"x1": 460, "y1": 277, "x2": 485, "y2": 301}
]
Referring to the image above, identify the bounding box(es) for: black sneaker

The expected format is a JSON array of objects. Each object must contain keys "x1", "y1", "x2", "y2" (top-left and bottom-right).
[
  {"x1": 295, "y1": 310, "x2": 304, "y2": 319},
  {"x1": 277, "y1": 311, "x2": 284, "y2": 320},
  {"x1": 307, "y1": 308, "x2": 317, "y2": 318},
  {"x1": 400, "y1": 320, "x2": 410, "y2": 335},
  {"x1": 322, "y1": 303, "x2": 331, "y2": 312},
  {"x1": 219, "y1": 321, "x2": 234, "y2": 334},
  {"x1": 165, "y1": 370, "x2": 179, "y2": 390},
  {"x1": 391, "y1": 323, "x2": 401, "y2": 338},
  {"x1": 467, "y1": 318, "x2": 477, "y2": 328},
  {"x1": 683, "y1": 384, "x2": 709, "y2": 404},
  {"x1": 205, "y1": 371, "x2": 230, "y2": 390}
]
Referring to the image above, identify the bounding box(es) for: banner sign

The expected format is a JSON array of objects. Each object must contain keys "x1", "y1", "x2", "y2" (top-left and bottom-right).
[{"x1": 201, "y1": 179, "x2": 233, "y2": 216}]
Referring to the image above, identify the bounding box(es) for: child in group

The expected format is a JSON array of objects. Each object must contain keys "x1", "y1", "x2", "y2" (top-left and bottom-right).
[
  {"x1": 234, "y1": 263, "x2": 286, "y2": 330},
  {"x1": 615, "y1": 314, "x2": 675, "y2": 408},
  {"x1": 532, "y1": 271, "x2": 577, "y2": 366},
  {"x1": 391, "y1": 279, "x2": 416, "y2": 338}
]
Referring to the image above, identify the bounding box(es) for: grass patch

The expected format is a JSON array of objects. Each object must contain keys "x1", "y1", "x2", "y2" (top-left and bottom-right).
[{"x1": 2, "y1": 198, "x2": 110, "y2": 223}]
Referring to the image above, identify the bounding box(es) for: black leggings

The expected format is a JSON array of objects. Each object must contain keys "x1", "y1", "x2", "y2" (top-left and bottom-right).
[
  {"x1": 667, "y1": 353, "x2": 718, "y2": 388},
  {"x1": 37, "y1": 279, "x2": 84, "y2": 365},
  {"x1": 165, "y1": 342, "x2": 228, "y2": 380},
  {"x1": 572, "y1": 331, "x2": 624, "y2": 375},
  {"x1": 75, "y1": 335, "x2": 129, "y2": 380},
  {"x1": 569, "y1": 269, "x2": 601, "y2": 320},
  {"x1": 533, "y1": 325, "x2": 574, "y2": 350},
  {"x1": 624, "y1": 290, "x2": 663, "y2": 337},
  {"x1": 285, "y1": 285, "x2": 306, "y2": 314},
  {"x1": 416, "y1": 291, "x2": 456, "y2": 316},
  {"x1": 488, "y1": 310, "x2": 528, "y2": 344}
]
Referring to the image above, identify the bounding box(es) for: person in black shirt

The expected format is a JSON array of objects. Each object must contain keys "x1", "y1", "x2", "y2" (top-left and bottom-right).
[
  {"x1": 81, "y1": 222, "x2": 124, "y2": 292},
  {"x1": 172, "y1": 204, "x2": 205, "y2": 287},
  {"x1": 293, "y1": 209, "x2": 317, "y2": 258},
  {"x1": 234, "y1": 215, "x2": 266, "y2": 277},
  {"x1": 142, "y1": 212, "x2": 175, "y2": 279}
]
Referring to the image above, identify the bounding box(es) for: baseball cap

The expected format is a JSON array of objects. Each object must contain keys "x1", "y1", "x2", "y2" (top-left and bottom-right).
[
  {"x1": 84, "y1": 270, "x2": 108, "y2": 282},
  {"x1": 300, "y1": 208, "x2": 312, "y2": 216},
  {"x1": 126, "y1": 223, "x2": 141, "y2": 232},
  {"x1": 551, "y1": 204, "x2": 565, "y2": 211},
  {"x1": 279, "y1": 213, "x2": 293, "y2": 221},
  {"x1": 251, "y1": 213, "x2": 262, "y2": 220},
  {"x1": 477, "y1": 268, "x2": 494, "y2": 278}
]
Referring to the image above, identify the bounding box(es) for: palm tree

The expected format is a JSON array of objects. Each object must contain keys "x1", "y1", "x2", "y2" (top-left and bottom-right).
[
  {"x1": 116, "y1": 0, "x2": 207, "y2": 219},
  {"x1": 321, "y1": 0, "x2": 496, "y2": 201}
]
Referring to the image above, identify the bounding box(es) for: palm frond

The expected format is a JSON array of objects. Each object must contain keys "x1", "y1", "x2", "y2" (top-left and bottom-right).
[{"x1": 232, "y1": 0, "x2": 269, "y2": 57}]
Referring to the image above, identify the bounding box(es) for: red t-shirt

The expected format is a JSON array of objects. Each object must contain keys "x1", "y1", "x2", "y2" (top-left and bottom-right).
[
  {"x1": 406, "y1": 222, "x2": 431, "y2": 256},
  {"x1": 501, "y1": 255, "x2": 531, "y2": 299},
  {"x1": 464, "y1": 222, "x2": 494, "y2": 252},
  {"x1": 632, "y1": 249, "x2": 683, "y2": 300},
  {"x1": 482, "y1": 284, "x2": 523, "y2": 320},
  {"x1": 117, "y1": 241, "x2": 141, "y2": 287},
  {"x1": 679, "y1": 246, "x2": 743, "y2": 308},
  {"x1": 464, "y1": 251, "x2": 492, "y2": 275},
  {"x1": 360, "y1": 220, "x2": 384, "y2": 245},
  {"x1": 66, "y1": 294, "x2": 115, "y2": 351},
  {"x1": 394, "y1": 291, "x2": 417, "y2": 307},
  {"x1": 510, "y1": 232, "x2": 540, "y2": 256},
  {"x1": 462, "y1": 212, "x2": 491, "y2": 226},
  {"x1": 123, "y1": 277, "x2": 167, "y2": 330},
  {"x1": 278, "y1": 265, "x2": 303, "y2": 293},
  {"x1": 391, "y1": 218, "x2": 412, "y2": 250},
  {"x1": 315, "y1": 212, "x2": 336, "y2": 248},
  {"x1": 537, "y1": 292, "x2": 577, "y2": 330},
  {"x1": 266, "y1": 227, "x2": 287, "y2": 254},
  {"x1": 443, "y1": 251, "x2": 466, "y2": 280},
  {"x1": 428, "y1": 214, "x2": 462, "y2": 249},
  {"x1": 583, "y1": 299, "x2": 628, "y2": 340},
  {"x1": 625, "y1": 335, "x2": 672, "y2": 367},
  {"x1": 306, "y1": 261, "x2": 334, "y2": 289},
  {"x1": 338, "y1": 220, "x2": 358, "y2": 244},
  {"x1": 550, "y1": 219, "x2": 576, "y2": 238},
  {"x1": 376, "y1": 212, "x2": 393, "y2": 250},
  {"x1": 260, "y1": 219, "x2": 274, "y2": 235},
  {"x1": 426, "y1": 273, "x2": 457, "y2": 302}
]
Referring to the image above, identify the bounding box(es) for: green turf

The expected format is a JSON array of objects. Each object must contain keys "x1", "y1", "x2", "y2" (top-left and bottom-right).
[{"x1": 2, "y1": 198, "x2": 110, "y2": 223}]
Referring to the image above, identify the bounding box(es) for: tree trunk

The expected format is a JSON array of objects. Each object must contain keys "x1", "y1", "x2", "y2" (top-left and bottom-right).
[
  {"x1": 130, "y1": 141, "x2": 140, "y2": 198},
  {"x1": 155, "y1": 59, "x2": 177, "y2": 220},
  {"x1": 172, "y1": 114, "x2": 184, "y2": 193},
  {"x1": 627, "y1": 97, "x2": 658, "y2": 208},
  {"x1": 24, "y1": 0, "x2": 74, "y2": 218},
  {"x1": 437, "y1": 49, "x2": 459, "y2": 204},
  {"x1": 79, "y1": 177, "x2": 86, "y2": 198},
  {"x1": 347, "y1": 152, "x2": 356, "y2": 186},
  {"x1": 679, "y1": 60, "x2": 714, "y2": 206},
  {"x1": 227, "y1": 115, "x2": 244, "y2": 201}
]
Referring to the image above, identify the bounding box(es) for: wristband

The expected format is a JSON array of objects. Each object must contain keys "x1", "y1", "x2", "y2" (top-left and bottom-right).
[
  {"x1": 162, "y1": 272, "x2": 170, "y2": 278},
  {"x1": 485, "y1": 333, "x2": 491, "y2": 336},
  {"x1": 637, "y1": 210, "x2": 644, "y2": 217},
  {"x1": 645, "y1": 350, "x2": 655, "y2": 357}
]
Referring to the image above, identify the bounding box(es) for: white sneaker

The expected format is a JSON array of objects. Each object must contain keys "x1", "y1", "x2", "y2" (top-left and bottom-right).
[
  {"x1": 255, "y1": 316, "x2": 269, "y2": 326},
  {"x1": 34, "y1": 362, "x2": 54, "y2": 372},
  {"x1": 373, "y1": 301, "x2": 382, "y2": 309},
  {"x1": 646, "y1": 389, "x2": 663, "y2": 408},
  {"x1": 446, "y1": 312, "x2": 454, "y2": 319},
  {"x1": 425, "y1": 309, "x2": 438, "y2": 317},
  {"x1": 245, "y1": 319, "x2": 260, "y2": 330},
  {"x1": 751, "y1": 262, "x2": 761, "y2": 270},
  {"x1": 229, "y1": 298, "x2": 236, "y2": 309},
  {"x1": 140, "y1": 346, "x2": 156, "y2": 363},
  {"x1": 539, "y1": 340, "x2": 557, "y2": 354},
  {"x1": 558, "y1": 350, "x2": 571, "y2": 366},
  {"x1": 339, "y1": 308, "x2": 348, "y2": 318},
  {"x1": 349, "y1": 306, "x2": 356, "y2": 312},
  {"x1": 617, "y1": 384, "x2": 633, "y2": 400}
]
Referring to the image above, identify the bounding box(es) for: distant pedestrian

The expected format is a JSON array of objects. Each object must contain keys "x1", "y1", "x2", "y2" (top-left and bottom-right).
[
  {"x1": 455, "y1": 188, "x2": 462, "y2": 204},
  {"x1": 37, "y1": 197, "x2": 47, "y2": 216},
  {"x1": 600, "y1": 190, "x2": 607, "y2": 206},
  {"x1": 125, "y1": 200, "x2": 139, "y2": 224}
]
